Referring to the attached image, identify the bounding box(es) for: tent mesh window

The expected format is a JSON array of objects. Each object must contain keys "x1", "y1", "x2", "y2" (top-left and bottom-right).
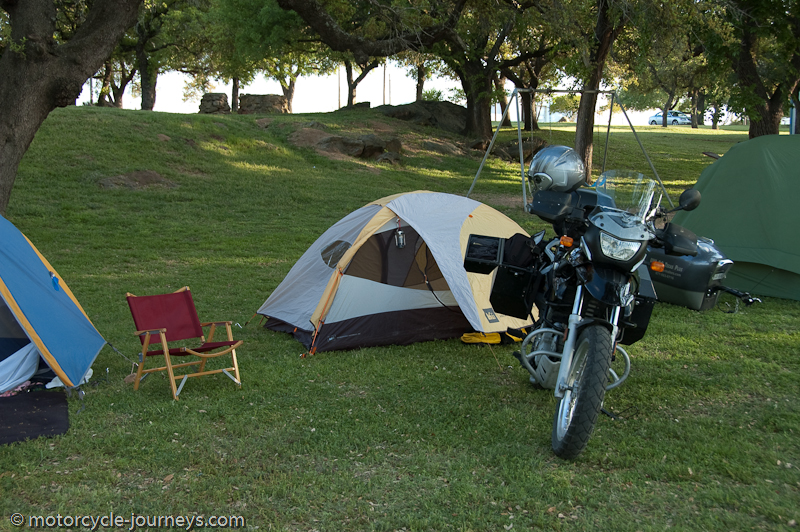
[
  {"x1": 320, "y1": 240, "x2": 352, "y2": 267},
  {"x1": 344, "y1": 226, "x2": 448, "y2": 290},
  {"x1": 0, "y1": 299, "x2": 31, "y2": 363}
]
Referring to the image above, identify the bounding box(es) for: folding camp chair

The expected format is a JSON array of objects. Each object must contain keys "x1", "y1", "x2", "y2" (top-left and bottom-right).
[{"x1": 126, "y1": 287, "x2": 242, "y2": 400}]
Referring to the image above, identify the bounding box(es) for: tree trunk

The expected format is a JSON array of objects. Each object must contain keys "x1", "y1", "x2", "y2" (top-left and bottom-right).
[
  {"x1": 0, "y1": 0, "x2": 142, "y2": 215},
  {"x1": 747, "y1": 100, "x2": 783, "y2": 138},
  {"x1": 574, "y1": 0, "x2": 624, "y2": 180},
  {"x1": 281, "y1": 78, "x2": 296, "y2": 113},
  {"x1": 696, "y1": 90, "x2": 706, "y2": 126},
  {"x1": 138, "y1": 46, "x2": 157, "y2": 111},
  {"x1": 711, "y1": 104, "x2": 722, "y2": 129},
  {"x1": 494, "y1": 74, "x2": 512, "y2": 127},
  {"x1": 97, "y1": 61, "x2": 113, "y2": 106},
  {"x1": 344, "y1": 61, "x2": 356, "y2": 107},
  {"x1": 459, "y1": 59, "x2": 494, "y2": 140},
  {"x1": 660, "y1": 94, "x2": 674, "y2": 127},
  {"x1": 231, "y1": 77, "x2": 239, "y2": 113},
  {"x1": 735, "y1": 24, "x2": 790, "y2": 138},
  {"x1": 520, "y1": 90, "x2": 537, "y2": 131},
  {"x1": 344, "y1": 59, "x2": 379, "y2": 107},
  {"x1": 415, "y1": 63, "x2": 426, "y2": 101}
]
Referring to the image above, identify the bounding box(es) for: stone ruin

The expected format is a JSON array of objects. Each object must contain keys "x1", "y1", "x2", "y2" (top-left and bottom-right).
[
  {"x1": 198, "y1": 93, "x2": 231, "y2": 114},
  {"x1": 238, "y1": 94, "x2": 289, "y2": 114},
  {"x1": 199, "y1": 93, "x2": 290, "y2": 115}
]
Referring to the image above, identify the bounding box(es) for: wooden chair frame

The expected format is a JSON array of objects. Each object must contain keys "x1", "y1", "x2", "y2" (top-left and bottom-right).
[{"x1": 127, "y1": 287, "x2": 242, "y2": 400}]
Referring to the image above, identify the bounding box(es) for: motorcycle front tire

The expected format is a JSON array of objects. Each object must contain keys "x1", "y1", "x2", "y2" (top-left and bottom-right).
[{"x1": 551, "y1": 324, "x2": 613, "y2": 459}]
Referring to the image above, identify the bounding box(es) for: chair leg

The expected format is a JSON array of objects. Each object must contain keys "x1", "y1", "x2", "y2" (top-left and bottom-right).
[
  {"x1": 160, "y1": 332, "x2": 179, "y2": 400},
  {"x1": 134, "y1": 352, "x2": 146, "y2": 391},
  {"x1": 231, "y1": 349, "x2": 241, "y2": 387},
  {"x1": 226, "y1": 324, "x2": 242, "y2": 388},
  {"x1": 164, "y1": 353, "x2": 179, "y2": 400}
]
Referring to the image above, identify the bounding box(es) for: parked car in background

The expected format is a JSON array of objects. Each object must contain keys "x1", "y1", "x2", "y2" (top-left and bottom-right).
[{"x1": 648, "y1": 111, "x2": 692, "y2": 125}]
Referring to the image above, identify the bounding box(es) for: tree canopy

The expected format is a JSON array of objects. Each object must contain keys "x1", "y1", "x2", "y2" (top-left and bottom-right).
[{"x1": 2, "y1": 0, "x2": 799, "y2": 213}]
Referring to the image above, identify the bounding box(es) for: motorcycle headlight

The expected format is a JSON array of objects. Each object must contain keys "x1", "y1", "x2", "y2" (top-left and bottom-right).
[{"x1": 600, "y1": 232, "x2": 643, "y2": 262}]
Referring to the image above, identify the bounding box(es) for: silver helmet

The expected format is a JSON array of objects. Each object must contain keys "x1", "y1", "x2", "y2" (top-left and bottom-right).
[{"x1": 527, "y1": 145, "x2": 586, "y2": 193}]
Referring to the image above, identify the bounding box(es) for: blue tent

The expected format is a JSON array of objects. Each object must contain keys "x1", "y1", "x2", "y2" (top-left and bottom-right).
[{"x1": 0, "y1": 215, "x2": 105, "y2": 393}]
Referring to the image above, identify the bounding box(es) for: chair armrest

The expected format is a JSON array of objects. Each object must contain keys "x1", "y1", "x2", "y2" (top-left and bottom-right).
[
  {"x1": 200, "y1": 321, "x2": 235, "y2": 342},
  {"x1": 136, "y1": 328, "x2": 167, "y2": 336}
]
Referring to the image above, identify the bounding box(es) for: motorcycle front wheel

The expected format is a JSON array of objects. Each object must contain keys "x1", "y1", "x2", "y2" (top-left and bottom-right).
[{"x1": 551, "y1": 324, "x2": 613, "y2": 459}]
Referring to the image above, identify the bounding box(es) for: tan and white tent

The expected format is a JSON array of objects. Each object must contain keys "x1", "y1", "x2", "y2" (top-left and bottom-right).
[{"x1": 257, "y1": 191, "x2": 533, "y2": 353}]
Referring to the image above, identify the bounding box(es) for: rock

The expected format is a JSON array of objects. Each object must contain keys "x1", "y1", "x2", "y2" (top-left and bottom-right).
[
  {"x1": 198, "y1": 93, "x2": 230, "y2": 114},
  {"x1": 316, "y1": 136, "x2": 364, "y2": 157},
  {"x1": 375, "y1": 152, "x2": 401, "y2": 165},
  {"x1": 469, "y1": 139, "x2": 488, "y2": 151},
  {"x1": 422, "y1": 140, "x2": 463, "y2": 156},
  {"x1": 336, "y1": 102, "x2": 371, "y2": 111},
  {"x1": 386, "y1": 138, "x2": 403, "y2": 153},
  {"x1": 238, "y1": 94, "x2": 289, "y2": 114},
  {"x1": 304, "y1": 121, "x2": 329, "y2": 130},
  {"x1": 359, "y1": 134, "x2": 386, "y2": 159},
  {"x1": 375, "y1": 101, "x2": 467, "y2": 135}
]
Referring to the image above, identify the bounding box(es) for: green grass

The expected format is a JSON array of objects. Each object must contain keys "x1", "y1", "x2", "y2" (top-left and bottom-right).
[{"x1": 1, "y1": 107, "x2": 797, "y2": 531}]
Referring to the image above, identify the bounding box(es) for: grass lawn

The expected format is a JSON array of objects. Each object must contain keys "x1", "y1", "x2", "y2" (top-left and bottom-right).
[{"x1": 1, "y1": 107, "x2": 797, "y2": 531}]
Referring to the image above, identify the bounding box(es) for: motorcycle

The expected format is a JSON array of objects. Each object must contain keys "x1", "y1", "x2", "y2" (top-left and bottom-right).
[{"x1": 464, "y1": 157, "x2": 732, "y2": 459}]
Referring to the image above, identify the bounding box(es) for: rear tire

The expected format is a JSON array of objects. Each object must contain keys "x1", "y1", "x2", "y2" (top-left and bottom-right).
[{"x1": 551, "y1": 325, "x2": 613, "y2": 459}]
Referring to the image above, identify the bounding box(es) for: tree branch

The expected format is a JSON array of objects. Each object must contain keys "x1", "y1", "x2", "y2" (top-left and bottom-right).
[{"x1": 276, "y1": 0, "x2": 467, "y2": 63}]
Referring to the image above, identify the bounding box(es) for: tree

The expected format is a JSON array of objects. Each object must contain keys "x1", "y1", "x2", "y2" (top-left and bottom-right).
[
  {"x1": 275, "y1": 0, "x2": 468, "y2": 64},
  {"x1": 550, "y1": 94, "x2": 581, "y2": 119},
  {"x1": 395, "y1": 52, "x2": 440, "y2": 101},
  {"x1": 613, "y1": 2, "x2": 708, "y2": 128},
  {"x1": 701, "y1": 0, "x2": 800, "y2": 137},
  {"x1": 209, "y1": 0, "x2": 339, "y2": 112},
  {"x1": 569, "y1": 0, "x2": 628, "y2": 178},
  {"x1": 342, "y1": 56, "x2": 381, "y2": 107},
  {"x1": 94, "y1": 33, "x2": 138, "y2": 107},
  {"x1": 0, "y1": 0, "x2": 142, "y2": 214},
  {"x1": 500, "y1": 19, "x2": 564, "y2": 132},
  {"x1": 432, "y1": 8, "x2": 516, "y2": 139}
]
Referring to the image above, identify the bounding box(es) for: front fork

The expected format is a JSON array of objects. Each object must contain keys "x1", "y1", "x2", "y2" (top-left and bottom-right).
[{"x1": 521, "y1": 285, "x2": 630, "y2": 397}]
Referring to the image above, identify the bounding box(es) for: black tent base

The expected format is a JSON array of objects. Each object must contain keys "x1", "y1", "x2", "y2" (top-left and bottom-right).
[{"x1": 0, "y1": 390, "x2": 69, "y2": 445}]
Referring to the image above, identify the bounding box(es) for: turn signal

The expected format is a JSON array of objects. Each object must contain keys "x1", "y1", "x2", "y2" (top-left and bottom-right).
[
  {"x1": 650, "y1": 261, "x2": 665, "y2": 272},
  {"x1": 560, "y1": 236, "x2": 574, "y2": 247}
]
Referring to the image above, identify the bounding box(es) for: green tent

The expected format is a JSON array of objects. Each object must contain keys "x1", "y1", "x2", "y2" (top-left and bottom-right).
[{"x1": 672, "y1": 135, "x2": 800, "y2": 301}]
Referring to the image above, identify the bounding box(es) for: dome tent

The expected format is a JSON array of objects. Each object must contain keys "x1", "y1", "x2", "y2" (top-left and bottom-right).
[
  {"x1": 257, "y1": 191, "x2": 534, "y2": 353},
  {"x1": 0, "y1": 215, "x2": 105, "y2": 393},
  {"x1": 672, "y1": 135, "x2": 800, "y2": 301}
]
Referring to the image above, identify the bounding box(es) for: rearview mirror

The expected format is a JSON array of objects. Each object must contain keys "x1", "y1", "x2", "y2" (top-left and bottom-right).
[{"x1": 678, "y1": 188, "x2": 701, "y2": 212}]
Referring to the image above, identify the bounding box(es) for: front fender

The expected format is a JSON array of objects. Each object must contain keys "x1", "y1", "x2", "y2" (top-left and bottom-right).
[{"x1": 583, "y1": 266, "x2": 630, "y2": 306}]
